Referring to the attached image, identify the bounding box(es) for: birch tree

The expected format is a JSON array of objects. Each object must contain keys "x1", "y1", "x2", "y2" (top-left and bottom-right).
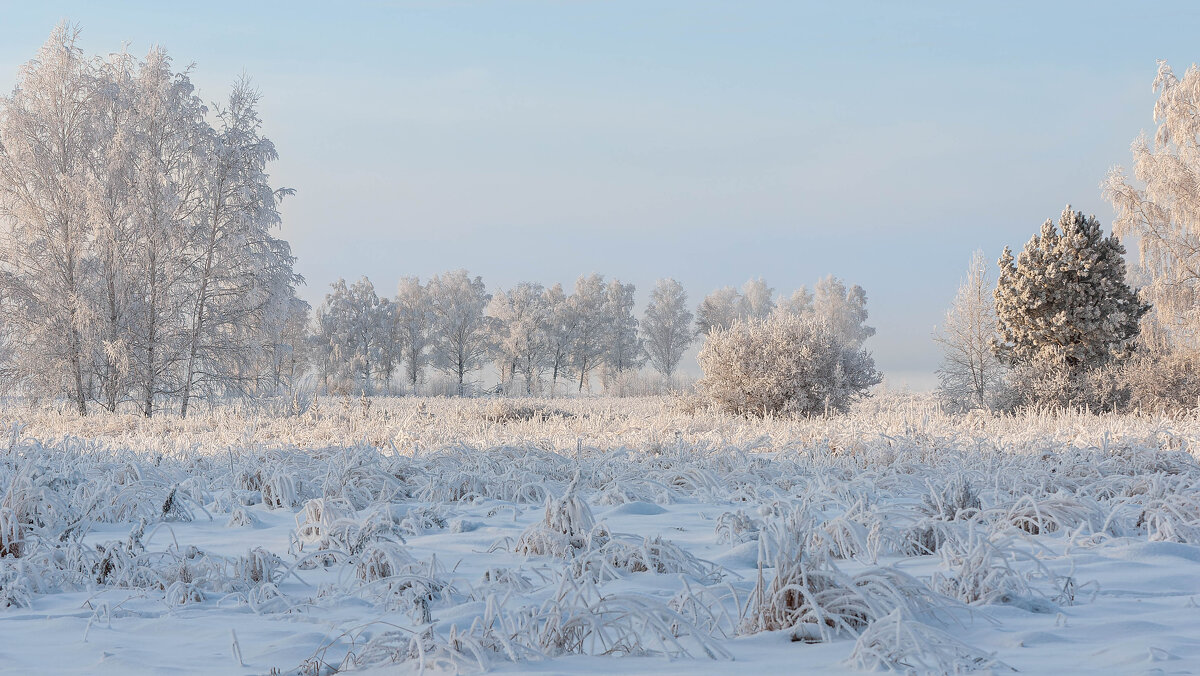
[
  {"x1": 487, "y1": 281, "x2": 548, "y2": 394},
  {"x1": 394, "y1": 276, "x2": 431, "y2": 392},
  {"x1": 737, "y1": 277, "x2": 775, "y2": 320},
  {"x1": 695, "y1": 286, "x2": 740, "y2": 336},
  {"x1": 86, "y1": 49, "x2": 139, "y2": 412},
  {"x1": 778, "y1": 286, "x2": 813, "y2": 316},
  {"x1": 542, "y1": 283, "x2": 575, "y2": 394},
  {"x1": 0, "y1": 25, "x2": 101, "y2": 414},
  {"x1": 600, "y1": 278, "x2": 642, "y2": 388},
  {"x1": 568, "y1": 274, "x2": 608, "y2": 392},
  {"x1": 179, "y1": 79, "x2": 296, "y2": 416},
  {"x1": 1105, "y1": 60, "x2": 1200, "y2": 352},
  {"x1": 128, "y1": 48, "x2": 208, "y2": 416},
  {"x1": 812, "y1": 275, "x2": 875, "y2": 348},
  {"x1": 641, "y1": 278, "x2": 693, "y2": 378},
  {"x1": 934, "y1": 251, "x2": 1005, "y2": 410},
  {"x1": 428, "y1": 270, "x2": 491, "y2": 395}
]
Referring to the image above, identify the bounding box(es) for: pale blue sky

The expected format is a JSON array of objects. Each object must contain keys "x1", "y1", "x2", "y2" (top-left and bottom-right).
[{"x1": 3, "y1": 1, "x2": 1197, "y2": 387}]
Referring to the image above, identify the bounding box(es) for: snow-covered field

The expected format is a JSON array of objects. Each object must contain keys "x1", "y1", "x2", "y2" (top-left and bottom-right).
[{"x1": 2, "y1": 394, "x2": 1200, "y2": 675}]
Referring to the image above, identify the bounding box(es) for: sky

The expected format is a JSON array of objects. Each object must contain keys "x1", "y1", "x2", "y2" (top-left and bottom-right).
[{"x1": 2, "y1": 1, "x2": 1198, "y2": 389}]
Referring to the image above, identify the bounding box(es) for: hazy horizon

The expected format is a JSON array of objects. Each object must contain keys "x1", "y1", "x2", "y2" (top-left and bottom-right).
[{"x1": 5, "y1": 1, "x2": 1199, "y2": 390}]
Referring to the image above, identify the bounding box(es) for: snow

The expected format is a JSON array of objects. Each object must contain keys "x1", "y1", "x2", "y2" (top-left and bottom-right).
[{"x1": 2, "y1": 394, "x2": 1199, "y2": 675}]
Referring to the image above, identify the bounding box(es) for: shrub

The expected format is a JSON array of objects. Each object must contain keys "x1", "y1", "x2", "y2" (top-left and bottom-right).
[
  {"x1": 996, "y1": 358, "x2": 1130, "y2": 413},
  {"x1": 696, "y1": 313, "x2": 880, "y2": 416},
  {"x1": 1122, "y1": 350, "x2": 1200, "y2": 413}
]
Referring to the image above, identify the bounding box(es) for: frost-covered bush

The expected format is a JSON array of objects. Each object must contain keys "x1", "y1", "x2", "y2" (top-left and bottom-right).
[
  {"x1": 1122, "y1": 350, "x2": 1200, "y2": 413},
  {"x1": 696, "y1": 313, "x2": 880, "y2": 416},
  {"x1": 996, "y1": 357, "x2": 1132, "y2": 413}
]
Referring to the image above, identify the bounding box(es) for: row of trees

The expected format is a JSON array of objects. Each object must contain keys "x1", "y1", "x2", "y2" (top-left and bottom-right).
[
  {"x1": 309, "y1": 272, "x2": 876, "y2": 397},
  {"x1": 0, "y1": 27, "x2": 305, "y2": 416},
  {"x1": 936, "y1": 61, "x2": 1200, "y2": 412}
]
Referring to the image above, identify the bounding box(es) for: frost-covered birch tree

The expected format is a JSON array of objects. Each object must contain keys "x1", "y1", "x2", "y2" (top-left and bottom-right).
[
  {"x1": 641, "y1": 278, "x2": 693, "y2": 378},
  {"x1": 428, "y1": 270, "x2": 491, "y2": 395},
  {"x1": 812, "y1": 276, "x2": 875, "y2": 348},
  {"x1": 487, "y1": 281, "x2": 548, "y2": 394},
  {"x1": 778, "y1": 286, "x2": 813, "y2": 316},
  {"x1": 0, "y1": 26, "x2": 101, "y2": 414},
  {"x1": 319, "y1": 278, "x2": 389, "y2": 394},
  {"x1": 600, "y1": 278, "x2": 642, "y2": 389},
  {"x1": 128, "y1": 48, "x2": 208, "y2": 416},
  {"x1": 542, "y1": 283, "x2": 575, "y2": 394},
  {"x1": 394, "y1": 276, "x2": 431, "y2": 392},
  {"x1": 260, "y1": 294, "x2": 310, "y2": 395},
  {"x1": 567, "y1": 274, "x2": 609, "y2": 393},
  {"x1": 179, "y1": 79, "x2": 297, "y2": 416},
  {"x1": 934, "y1": 251, "x2": 1004, "y2": 410},
  {"x1": 86, "y1": 50, "x2": 140, "y2": 413},
  {"x1": 0, "y1": 27, "x2": 301, "y2": 414},
  {"x1": 1105, "y1": 60, "x2": 1200, "y2": 352},
  {"x1": 695, "y1": 286, "x2": 740, "y2": 336},
  {"x1": 737, "y1": 278, "x2": 775, "y2": 320}
]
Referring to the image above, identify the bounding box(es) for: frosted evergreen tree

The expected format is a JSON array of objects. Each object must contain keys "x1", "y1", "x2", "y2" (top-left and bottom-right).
[
  {"x1": 428, "y1": 270, "x2": 491, "y2": 396},
  {"x1": 641, "y1": 278, "x2": 693, "y2": 378},
  {"x1": 993, "y1": 207, "x2": 1148, "y2": 377}
]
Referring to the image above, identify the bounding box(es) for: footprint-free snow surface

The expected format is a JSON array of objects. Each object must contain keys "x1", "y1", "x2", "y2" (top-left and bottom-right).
[{"x1": 2, "y1": 396, "x2": 1199, "y2": 675}]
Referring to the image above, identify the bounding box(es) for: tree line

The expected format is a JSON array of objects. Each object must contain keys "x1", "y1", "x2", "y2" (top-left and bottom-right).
[{"x1": 307, "y1": 272, "x2": 875, "y2": 398}]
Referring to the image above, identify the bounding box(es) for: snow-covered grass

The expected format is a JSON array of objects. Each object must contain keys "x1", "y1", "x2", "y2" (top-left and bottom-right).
[{"x1": 1, "y1": 392, "x2": 1199, "y2": 674}]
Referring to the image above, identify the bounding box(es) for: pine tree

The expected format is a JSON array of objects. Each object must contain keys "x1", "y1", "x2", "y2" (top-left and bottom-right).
[{"x1": 993, "y1": 206, "x2": 1148, "y2": 378}]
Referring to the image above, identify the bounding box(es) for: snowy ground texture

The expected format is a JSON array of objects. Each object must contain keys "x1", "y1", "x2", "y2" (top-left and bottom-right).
[{"x1": 2, "y1": 394, "x2": 1200, "y2": 675}]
